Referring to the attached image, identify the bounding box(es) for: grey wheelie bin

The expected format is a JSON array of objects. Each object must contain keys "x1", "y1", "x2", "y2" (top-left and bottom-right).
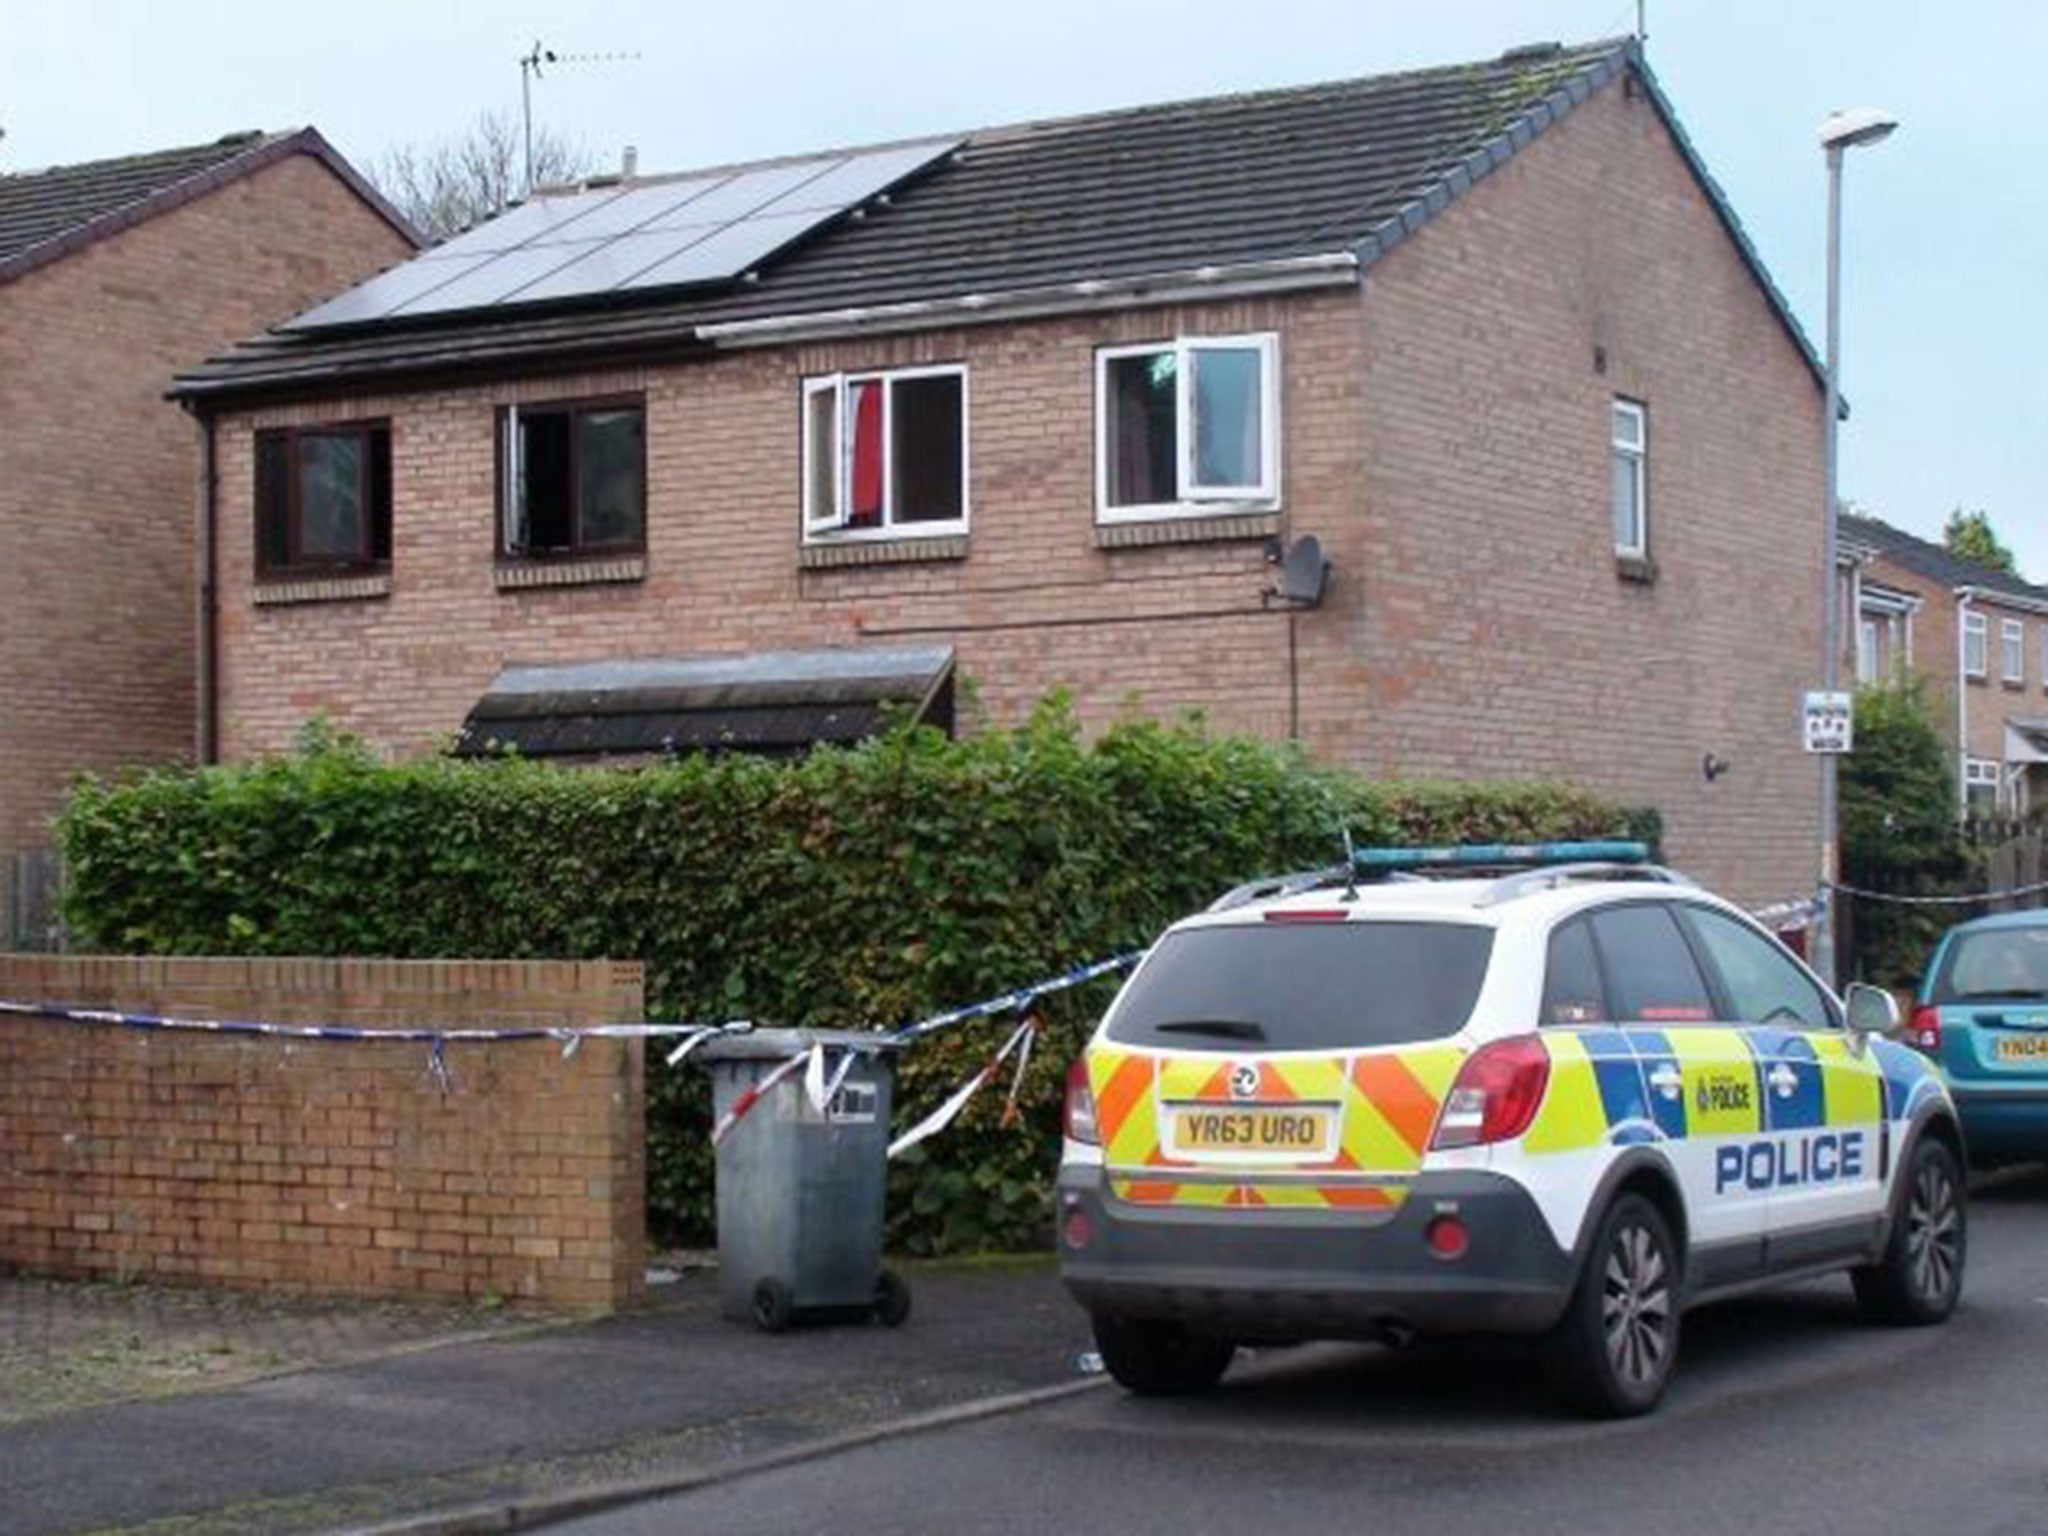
[{"x1": 697, "y1": 1029, "x2": 910, "y2": 1332}]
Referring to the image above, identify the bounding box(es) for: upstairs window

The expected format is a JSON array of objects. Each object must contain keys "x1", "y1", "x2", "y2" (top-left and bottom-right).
[
  {"x1": 499, "y1": 399, "x2": 645, "y2": 558},
  {"x1": 255, "y1": 423, "x2": 392, "y2": 575},
  {"x1": 1963, "y1": 611, "x2": 1989, "y2": 679},
  {"x1": 803, "y1": 366, "x2": 968, "y2": 539},
  {"x1": 2002, "y1": 618, "x2": 2025, "y2": 684},
  {"x1": 1610, "y1": 399, "x2": 1647, "y2": 558},
  {"x1": 1097, "y1": 334, "x2": 1279, "y2": 520}
]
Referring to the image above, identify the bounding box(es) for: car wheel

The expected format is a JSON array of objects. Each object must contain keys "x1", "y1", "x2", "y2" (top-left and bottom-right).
[
  {"x1": 751, "y1": 1277, "x2": 794, "y2": 1333},
  {"x1": 1550, "y1": 1192, "x2": 1681, "y2": 1418},
  {"x1": 1092, "y1": 1315, "x2": 1235, "y2": 1396},
  {"x1": 1854, "y1": 1136, "x2": 1966, "y2": 1326},
  {"x1": 873, "y1": 1267, "x2": 912, "y2": 1328}
]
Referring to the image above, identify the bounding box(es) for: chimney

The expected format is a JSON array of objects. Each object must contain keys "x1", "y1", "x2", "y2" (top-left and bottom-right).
[{"x1": 622, "y1": 144, "x2": 639, "y2": 178}]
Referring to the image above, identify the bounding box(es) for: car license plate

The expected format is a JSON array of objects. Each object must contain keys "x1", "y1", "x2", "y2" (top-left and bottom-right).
[
  {"x1": 1167, "y1": 1104, "x2": 1336, "y2": 1157},
  {"x1": 1994, "y1": 1034, "x2": 2048, "y2": 1063}
]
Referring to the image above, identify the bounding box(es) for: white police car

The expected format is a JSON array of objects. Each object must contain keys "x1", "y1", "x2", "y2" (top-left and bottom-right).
[{"x1": 1058, "y1": 843, "x2": 1966, "y2": 1416}]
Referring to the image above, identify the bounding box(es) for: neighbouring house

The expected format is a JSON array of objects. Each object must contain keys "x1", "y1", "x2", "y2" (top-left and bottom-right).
[
  {"x1": 0, "y1": 130, "x2": 419, "y2": 945},
  {"x1": 172, "y1": 39, "x2": 1831, "y2": 906},
  {"x1": 1840, "y1": 512, "x2": 2048, "y2": 819}
]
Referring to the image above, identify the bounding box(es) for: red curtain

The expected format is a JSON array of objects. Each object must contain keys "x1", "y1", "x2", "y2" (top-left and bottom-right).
[{"x1": 850, "y1": 382, "x2": 884, "y2": 525}]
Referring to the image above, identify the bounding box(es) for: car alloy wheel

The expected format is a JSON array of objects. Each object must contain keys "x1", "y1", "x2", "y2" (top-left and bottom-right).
[
  {"x1": 1602, "y1": 1218, "x2": 1674, "y2": 1391},
  {"x1": 1904, "y1": 1155, "x2": 1962, "y2": 1308}
]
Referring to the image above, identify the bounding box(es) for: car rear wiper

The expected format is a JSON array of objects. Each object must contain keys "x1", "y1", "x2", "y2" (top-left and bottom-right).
[{"x1": 1153, "y1": 1019, "x2": 1268, "y2": 1041}]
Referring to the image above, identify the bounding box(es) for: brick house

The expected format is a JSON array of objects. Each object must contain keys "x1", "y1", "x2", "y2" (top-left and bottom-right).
[
  {"x1": 1840, "y1": 513, "x2": 2048, "y2": 818},
  {"x1": 0, "y1": 130, "x2": 418, "y2": 944},
  {"x1": 173, "y1": 39, "x2": 1830, "y2": 906}
]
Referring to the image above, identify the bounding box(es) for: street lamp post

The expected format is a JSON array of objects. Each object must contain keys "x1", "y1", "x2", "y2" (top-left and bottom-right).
[{"x1": 1814, "y1": 107, "x2": 1897, "y2": 990}]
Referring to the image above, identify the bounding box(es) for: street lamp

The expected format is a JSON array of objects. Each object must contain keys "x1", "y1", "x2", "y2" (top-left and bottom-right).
[{"x1": 1814, "y1": 106, "x2": 1897, "y2": 990}]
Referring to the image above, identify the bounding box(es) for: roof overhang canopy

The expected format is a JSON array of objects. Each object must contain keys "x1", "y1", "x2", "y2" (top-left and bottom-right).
[
  {"x1": 454, "y1": 645, "x2": 955, "y2": 762},
  {"x1": 2006, "y1": 720, "x2": 2048, "y2": 766}
]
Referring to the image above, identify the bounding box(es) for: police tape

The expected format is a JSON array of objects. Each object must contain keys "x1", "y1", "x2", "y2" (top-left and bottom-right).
[
  {"x1": 0, "y1": 998, "x2": 748, "y2": 1092},
  {"x1": 1827, "y1": 876, "x2": 2048, "y2": 908},
  {"x1": 701, "y1": 952, "x2": 1143, "y2": 1148}
]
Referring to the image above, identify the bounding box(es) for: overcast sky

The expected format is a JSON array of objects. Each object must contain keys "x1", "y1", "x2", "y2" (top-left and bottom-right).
[{"x1": 5, "y1": 0, "x2": 2042, "y2": 578}]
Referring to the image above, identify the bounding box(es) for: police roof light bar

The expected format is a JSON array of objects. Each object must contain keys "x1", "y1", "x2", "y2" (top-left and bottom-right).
[{"x1": 1350, "y1": 840, "x2": 1653, "y2": 871}]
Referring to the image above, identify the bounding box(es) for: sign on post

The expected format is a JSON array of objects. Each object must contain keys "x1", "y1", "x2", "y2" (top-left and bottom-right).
[{"x1": 1802, "y1": 690, "x2": 1854, "y2": 755}]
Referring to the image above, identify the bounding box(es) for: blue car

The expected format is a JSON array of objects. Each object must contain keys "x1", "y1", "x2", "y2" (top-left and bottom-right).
[{"x1": 1910, "y1": 911, "x2": 2048, "y2": 1166}]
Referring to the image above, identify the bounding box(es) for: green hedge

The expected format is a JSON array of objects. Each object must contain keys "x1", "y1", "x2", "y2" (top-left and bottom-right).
[{"x1": 58, "y1": 705, "x2": 1640, "y2": 1252}]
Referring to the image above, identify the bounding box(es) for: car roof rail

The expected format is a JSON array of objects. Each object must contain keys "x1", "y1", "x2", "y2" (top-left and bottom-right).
[
  {"x1": 1476, "y1": 861, "x2": 1694, "y2": 907},
  {"x1": 1207, "y1": 867, "x2": 1344, "y2": 912}
]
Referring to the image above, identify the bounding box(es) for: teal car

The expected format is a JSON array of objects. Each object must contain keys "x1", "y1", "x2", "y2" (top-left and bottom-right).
[{"x1": 1910, "y1": 911, "x2": 2048, "y2": 1166}]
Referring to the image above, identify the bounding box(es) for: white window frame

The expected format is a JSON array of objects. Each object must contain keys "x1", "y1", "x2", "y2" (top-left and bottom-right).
[
  {"x1": 2002, "y1": 617, "x2": 2025, "y2": 684},
  {"x1": 1094, "y1": 333, "x2": 1281, "y2": 524},
  {"x1": 1963, "y1": 610, "x2": 1989, "y2": 679},
  {"x1": 1963, "y1": 756, "x2": 2002, "y2": 813},
  {"x1": 800, "y1": 364, "x2": 970, "y2": 543},
  {"x1": 1610, "y1": 398, "x2": 1648, "y2": 558}
]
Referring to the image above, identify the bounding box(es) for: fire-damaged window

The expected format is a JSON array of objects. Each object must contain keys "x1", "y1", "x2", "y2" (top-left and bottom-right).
[
  {"x1": 802, "y1": 366, "x2": 968, "y2": 539},
  {"x1": 1096, "y1": 334, "x2": 1279, "y2": 520},
  {"x1": 255, "y1": 422, "x2": 392, "y2": 575},
  {"x1": 499, "y1": 398, "x2": 646, "y2": 557}
]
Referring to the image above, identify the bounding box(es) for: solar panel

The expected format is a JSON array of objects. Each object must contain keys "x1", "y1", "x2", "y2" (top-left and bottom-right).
[{"x1": 283, "y1": 138, "x2": 958, "y2": 331}]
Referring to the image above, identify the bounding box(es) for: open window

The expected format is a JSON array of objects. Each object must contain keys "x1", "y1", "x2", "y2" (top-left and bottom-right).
[
  {"x1": 255, "y1": 422, "x2": 392, "y2": 576},
  {"x1": 499, "y1": 398, "x2": 646, "y2": 558},
  {"x1": 1096, "y1": 334, "x2": 1279, "y2": 521},
  {"x1": 802, "y1": 366, "x2": 968, "y2": 539}
]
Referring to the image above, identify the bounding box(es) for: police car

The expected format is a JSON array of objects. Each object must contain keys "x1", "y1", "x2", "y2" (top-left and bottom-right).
[{"x1": 1057, "y1": 843, "x2": 1966, "y2": 1416}]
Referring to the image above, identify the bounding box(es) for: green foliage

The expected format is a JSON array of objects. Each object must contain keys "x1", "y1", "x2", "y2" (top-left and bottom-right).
[
  {"x1": 1841, "y1": 678, "x2": 1966, "y2": 985},
  {"x1": 58, "y1": 702, "x2": 1634, "y2": 1252},
  {"x1": 1942, "y1": 509, "x2": 2018, "y2": 576}
]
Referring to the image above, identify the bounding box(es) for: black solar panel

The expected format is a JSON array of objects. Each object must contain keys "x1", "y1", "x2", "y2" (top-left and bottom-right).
[{"x1": 286, "y1": 138, "x2": 958, "y2": 331}]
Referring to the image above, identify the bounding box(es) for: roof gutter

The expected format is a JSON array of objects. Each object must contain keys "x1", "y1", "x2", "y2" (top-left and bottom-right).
[
  {"x1": 1956, "y1": 582, "x2": 2048, "y2": 618},
  {"x1": 692, "y1": 252, "x2": 1360, "y2": 348}
]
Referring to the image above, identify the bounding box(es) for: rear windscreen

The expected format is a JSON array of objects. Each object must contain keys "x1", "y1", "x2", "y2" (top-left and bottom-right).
[
  {"x1": 1104, "y1": 921, "x2": 1495, "y2": 1052},
  {"x1": 1932, "y1": 927, "x2": 2048, "y2": 1003}
]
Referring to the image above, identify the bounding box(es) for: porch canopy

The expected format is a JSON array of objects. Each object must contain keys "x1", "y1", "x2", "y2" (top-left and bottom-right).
[{"x1": 453, "y1": 645, "x2": 955, "y2": 762}]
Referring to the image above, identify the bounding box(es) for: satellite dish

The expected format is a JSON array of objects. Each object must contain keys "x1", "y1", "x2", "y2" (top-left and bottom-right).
[{"x1": 1274, "y1": 535, "x2": 1330, "y2": 607}]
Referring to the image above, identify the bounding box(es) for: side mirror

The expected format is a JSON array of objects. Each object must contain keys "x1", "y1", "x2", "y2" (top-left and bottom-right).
[{"x1": 1843, "y1": 982, "x2": 1902, "y2": 1040}]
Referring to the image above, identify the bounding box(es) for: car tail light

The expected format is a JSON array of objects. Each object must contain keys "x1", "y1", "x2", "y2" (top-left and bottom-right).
[
  {"x1": 1907, "y1": 1005, "x2": 1942, "y2": 1055},
  {"x1": 1064, "y1": 1059, "x2": 1100, "y2": 1144},
  {"x1": 1262, "y1": 910, "x2": 1350, "y2": 924},
  {"x1": 1431, "y1": 1036, "x2": 1551, "y2": 1150},
  {"x1": 1062, "y1": 1205, "x2": 1094, "y2": 1250}
]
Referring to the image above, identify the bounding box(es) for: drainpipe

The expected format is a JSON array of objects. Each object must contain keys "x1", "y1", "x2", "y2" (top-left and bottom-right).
[{"x1": 1955, "y1": 592, "x2": 1971, "y2": 815}]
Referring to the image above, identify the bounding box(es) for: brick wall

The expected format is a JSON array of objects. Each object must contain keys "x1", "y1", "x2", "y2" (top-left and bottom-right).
[
  {"x1": 206, "y1": 81, "x2": 1825, "y2": 905},
  {"x1": 0, "y1": 151, "x2": 414, "y2": 941},
  {"x1": 0, "y1": 954, "x2": 645, "y2": 1311}
]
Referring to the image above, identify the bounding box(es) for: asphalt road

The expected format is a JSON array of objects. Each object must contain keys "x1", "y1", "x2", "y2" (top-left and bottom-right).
[{"x1": 547, "y1": 1167, "x2": 2048, "y2": 1536}]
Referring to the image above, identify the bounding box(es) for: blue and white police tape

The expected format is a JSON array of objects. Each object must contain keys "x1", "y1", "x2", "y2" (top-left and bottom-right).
[
  {"x1": 1827, "y1": 874, "x2": 2048, "y2": 907},
  {"x1": 0, "y1": 998, "x2": 749, "y2": 1092},
  {"x1": 885, "y1": 950, "x2": 1146, "y2": 1045}
]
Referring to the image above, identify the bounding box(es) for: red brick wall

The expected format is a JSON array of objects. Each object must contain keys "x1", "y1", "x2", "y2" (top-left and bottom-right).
[
  {"x1": 0, "y1": 152, "x2": 413, "y2": 938},
  {"x1": 0, "y1": 954, "x2": 645, "y2": 1310},
  {"x1": 206, "y1": 79, "x2": 1826, "y2": 906}
]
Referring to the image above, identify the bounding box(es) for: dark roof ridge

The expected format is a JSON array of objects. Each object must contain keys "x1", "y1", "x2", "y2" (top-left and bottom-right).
[
  {"x1": 1841, "y1": 511, "x2": 2048, "y2": 600},
  {"x1": 0, "y1": 126, "x2": 421, "y2": 288},
  {"x1": 0, "y1": 129, "x2": 272, "y2": 184}
]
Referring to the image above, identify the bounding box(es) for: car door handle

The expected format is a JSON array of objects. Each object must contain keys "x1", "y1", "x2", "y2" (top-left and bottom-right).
[
  {"x1": 1649, "y1": 1065, "x2": 1683, "y2": 1099},
  {"x1": 1768, "y1": 1064, "x2": 1799, "y2": 1097}
]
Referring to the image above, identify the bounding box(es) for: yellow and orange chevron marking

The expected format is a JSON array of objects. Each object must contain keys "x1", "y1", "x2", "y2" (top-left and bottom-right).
[{"x1": 1087, "y1": 1041, "x2": 1464, "y2": 1213}]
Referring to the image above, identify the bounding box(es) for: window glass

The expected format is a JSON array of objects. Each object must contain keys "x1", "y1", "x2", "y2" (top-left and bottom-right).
[
  {"x1": 805, "y1": 386, "x2": 839, "y2": 528},
  {"x1": 890, "y1": 374, "x2": 964, "y2": 524},
  {"x1": 1105, "y1": 350, "x2": 1177, "y2": 507},
  {"x1": 1680, "y1": 906, "x2": 1833, "y2": 1029},
  {"x1": 1610, "y1": 401, "x2": 1645, "y2": 554},
  {"x1": 1105, "y1": 922, "x2": 1495, "y2": 1052},
  {"x1": 2003, "y1": 620, "x2": 2025, "y2": 682},
  {"x1": 297, "y1": 432, "x2": 365, "y2": 560},
  {"x1": 255, "y1": 433, "x2": 292, "y2": 570},
  {"x1": 1933, "y1": 927, "x2": 2048, "y2": 1003},
  {"x1": 1964, "y1": 614, "x2": 1988, "y2": 676},
  {"x1": 1542, "y1": 918, "x2": 1608, "y2": 1025},
  {"x1": 845, "y1": 378, "x2": 885, "y2": 527},
  {"x1": 1190, "y1": 345, "x2": 1263, "y2": 489},
  {"x1": 1588, "y1": 905, "x2": 1716, "y2": 1024},
  {"x1": 576, "y1": 408, "x2": 644, "y2": 548}
]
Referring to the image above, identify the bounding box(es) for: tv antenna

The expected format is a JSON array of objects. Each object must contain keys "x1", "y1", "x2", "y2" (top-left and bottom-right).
[{"x1": 518, "y1": 40, "x2": 640, "y2": 195}]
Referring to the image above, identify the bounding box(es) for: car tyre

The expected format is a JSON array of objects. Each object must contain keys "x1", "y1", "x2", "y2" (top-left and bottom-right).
[
  {"x1": 873, "y1": 1267, "x2": 912, "y2": 1328},
  {"x1": 751, "y1": 1277, "x2": 794, "y2": 1333},
  {"x1": 1549, "y1": 1192, "x2": 1681, "y2": 1418},
  {"x1": 1092, "y1": 1315, "x2": 1234, "y2": 1396},
  {"x1": 1854, "y1": 1136, "x2": 1966, "y2": 1326}
]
